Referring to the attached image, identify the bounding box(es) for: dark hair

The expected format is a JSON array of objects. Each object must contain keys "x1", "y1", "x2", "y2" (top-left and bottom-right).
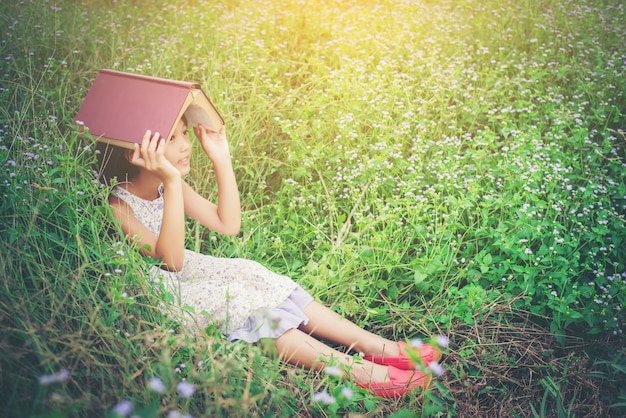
[{"x1": 95, "y1": 142, "x2": 139, "y2": 186}]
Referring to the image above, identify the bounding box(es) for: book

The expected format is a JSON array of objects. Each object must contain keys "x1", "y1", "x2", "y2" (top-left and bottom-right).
[{"x1": 75, "y1": 69, "x2": 224, "y2": 149}]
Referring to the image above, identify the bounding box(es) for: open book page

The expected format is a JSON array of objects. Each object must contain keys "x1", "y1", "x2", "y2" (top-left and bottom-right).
[{"x1": 183, "y1": 89, "x2": 224, "y2": 132}]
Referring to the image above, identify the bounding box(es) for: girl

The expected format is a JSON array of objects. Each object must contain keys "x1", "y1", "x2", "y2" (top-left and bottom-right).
[{"x1": 98, "y1": 118, "x2": 440, "y2": 398}]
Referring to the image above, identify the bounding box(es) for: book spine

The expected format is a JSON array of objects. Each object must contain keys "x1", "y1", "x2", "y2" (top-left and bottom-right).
[{"x1": 99, "y1": 69, "x2": 198, "y2": 90}]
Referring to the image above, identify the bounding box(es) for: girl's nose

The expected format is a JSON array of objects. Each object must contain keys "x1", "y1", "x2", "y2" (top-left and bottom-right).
[{"x1": 181, "y1": 136, "x2": 191, "y2": 150}]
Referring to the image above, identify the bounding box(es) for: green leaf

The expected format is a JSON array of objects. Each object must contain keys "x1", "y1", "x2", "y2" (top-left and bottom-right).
[{"x1": 414, "y1": 271, "x2": 429, "y2": 291}]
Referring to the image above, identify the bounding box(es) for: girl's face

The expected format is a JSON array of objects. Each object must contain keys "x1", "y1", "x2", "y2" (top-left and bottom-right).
[{"x1": 165, "y1": 119, "x2": 192, "y2": 176}]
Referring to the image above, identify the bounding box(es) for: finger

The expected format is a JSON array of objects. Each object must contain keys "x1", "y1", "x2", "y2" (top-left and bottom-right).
[
  {"x1": 129, "y1": 143, "x2": 144, "y2": 167},
  {"x1": 142, "y1": 129, "x2": 152, "y2": 144},
  {"x1": 154, "y1": 134, "x2": 167, "y2": 156},
  {"x1": 196, "y1": 124, "x2": 219, "y2": 135},
  {"x1": 193, "y1": 126, "x2": 207, "y2": 145},
  {"x1": 145, "y1": 132, "x2": 164, "y2": 168},
  {"x1": 148, "y1": 131, "x2": 161, "y2": 151},
  {"x1": 194, "y1": 125, "x2": 207, "y2": 138},
  {"x1": 132, "y1": 143, "x2": 141, "y2": 162},
  {"x1": 141, "y1": 130, "x2": 152, "y2": 154}
]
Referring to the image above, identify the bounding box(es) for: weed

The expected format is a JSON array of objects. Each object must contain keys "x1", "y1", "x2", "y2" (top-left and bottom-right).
[{"x1": 1, "y1": 0, "x2": 625, "y2": 416}]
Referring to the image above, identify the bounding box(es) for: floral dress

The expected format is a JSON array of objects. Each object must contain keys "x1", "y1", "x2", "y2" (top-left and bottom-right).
[{"x1": 113, "y1": 185, "x2": 313, "y2": 342}]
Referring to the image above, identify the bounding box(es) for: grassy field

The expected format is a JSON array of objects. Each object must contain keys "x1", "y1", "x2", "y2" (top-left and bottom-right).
[{"x1": 1, "y1": 0, "x2": 625, "y2": 416}]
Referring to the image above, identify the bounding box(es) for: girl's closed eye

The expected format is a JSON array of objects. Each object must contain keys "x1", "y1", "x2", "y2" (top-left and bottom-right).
[{"x1": 170, "y1": 129, "x2": 188, "y2": 142}]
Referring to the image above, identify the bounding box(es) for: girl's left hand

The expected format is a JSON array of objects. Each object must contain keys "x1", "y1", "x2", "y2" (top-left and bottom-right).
[
  {"x1": 130, "y1": 130, "x2": 181, "y2": 182},
  {"x1": 194, "y1": 124, "x2": 231, "y2": 163}
]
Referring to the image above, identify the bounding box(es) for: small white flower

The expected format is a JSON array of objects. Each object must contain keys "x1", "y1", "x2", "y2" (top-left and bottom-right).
[
  {"x1": 167, "y1": 411, "x2": 193, "y2": 418},
  {"x1": 427, "y1": 361, "x2": 445, "y2": 377},
  {"x1": 410, "y1": 338, "x2": 424, "y2": 348},
  {"x1": 112, "y1": 400, "x2": 133, "y2": 417},
  {"x1": 435, "y1": 335, "x2": 450, "y2": 348},
  {"x1": 312, "y1": 390, "x2": 336, "y2": 405},
  {"x1": 341, "y1": 386, "x2": 353, "y2": 400},
  {"x1": 38, "y1": 375, "x2": 56, "y2": 385},
  {"x1": 148, "y1": 377, "x2": 166, "y2": 393},
  {"x1": 49, "y1": 392, "x2": 64, "y2": 403},
  {"x1": 176, "y1": 381, "x2": 195, "y2": 398},
  {"x1": 38, "y1": 369, "x2": 70, "y2": 385},
  {"x1": 324, "y1": 366, "x2": 342, "y2": 377}
]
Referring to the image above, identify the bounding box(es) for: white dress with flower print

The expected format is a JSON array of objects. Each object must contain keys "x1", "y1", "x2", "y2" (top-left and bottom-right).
[{"x1": 113, "y1": 185, "x2": 310, "y2": 340}]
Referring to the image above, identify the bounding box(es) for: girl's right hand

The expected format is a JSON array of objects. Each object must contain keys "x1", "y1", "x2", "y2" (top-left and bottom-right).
[{"x1": 129, "y1": 130, "x2": 181, "y2": 182}]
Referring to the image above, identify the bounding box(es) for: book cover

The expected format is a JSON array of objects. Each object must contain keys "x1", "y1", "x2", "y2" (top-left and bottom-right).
[{"x1": 75, "y1": 69, "x2": 224, "y2": 149}]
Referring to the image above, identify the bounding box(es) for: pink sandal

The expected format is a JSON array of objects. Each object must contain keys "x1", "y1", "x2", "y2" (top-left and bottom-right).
[
  {"x1": 363, "y1": 341, "x2": 441, "y2": 370},
  {"x1": 356, "y1": 365, "x2": 431, "y2": 398}
]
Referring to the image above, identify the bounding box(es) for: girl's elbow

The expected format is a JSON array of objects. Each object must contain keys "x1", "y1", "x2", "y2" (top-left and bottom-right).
[
  {"x1": 163, "y1": 261, "x2": 184, "y2": 272},
  {"x1": 159, "y1": 253, "x2": 185, "y2": 272},
  {"x1": 220, "y1": 217, "x2": 241, "y2": 236},
  {"x1": 223, "y1": 224, "x2": 241, "y2": 236}
]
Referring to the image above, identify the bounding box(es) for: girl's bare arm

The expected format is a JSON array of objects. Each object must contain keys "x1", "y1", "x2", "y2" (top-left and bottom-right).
[
  {"x1": 113, "y1": 131, "x2": 186, "y2": 271},
  {"x1": 184, "y1": 125, "x2": 241, "y2": 235}
]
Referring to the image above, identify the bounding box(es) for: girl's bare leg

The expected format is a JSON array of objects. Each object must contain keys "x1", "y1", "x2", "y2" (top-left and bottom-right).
[
  {"x1": 274, "y1": 327, "x2": 391, "y2": 384},
  {"x1": 299, "y1": 301, "x2": 401, "y2": 358}
]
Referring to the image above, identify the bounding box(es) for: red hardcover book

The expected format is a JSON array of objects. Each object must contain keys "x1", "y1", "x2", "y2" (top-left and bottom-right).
[{"x1": 75, "y1": 69, "x2": 224, "y2": 149}]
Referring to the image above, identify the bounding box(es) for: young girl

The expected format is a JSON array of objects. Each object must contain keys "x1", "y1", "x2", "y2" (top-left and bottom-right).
[{"x1": 98, "y1": 118, "x2": 440, "y2": 398}]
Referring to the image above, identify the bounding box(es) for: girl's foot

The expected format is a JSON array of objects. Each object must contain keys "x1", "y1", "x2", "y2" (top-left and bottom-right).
[
  {"x1": 355, "y1": 364, "x2": 431, "y2": 398},
  {"x1": 351, "y1": 361, "x2": 390, "y2": 385},
  {"x1": 364, "y1": 341, "x2": 442, "y2": 370}
]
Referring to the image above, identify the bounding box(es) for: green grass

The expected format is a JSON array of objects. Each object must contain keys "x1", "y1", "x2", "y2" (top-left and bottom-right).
[{"x1": 1, "y1": 0, "x2": 625, "y2": 416}]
